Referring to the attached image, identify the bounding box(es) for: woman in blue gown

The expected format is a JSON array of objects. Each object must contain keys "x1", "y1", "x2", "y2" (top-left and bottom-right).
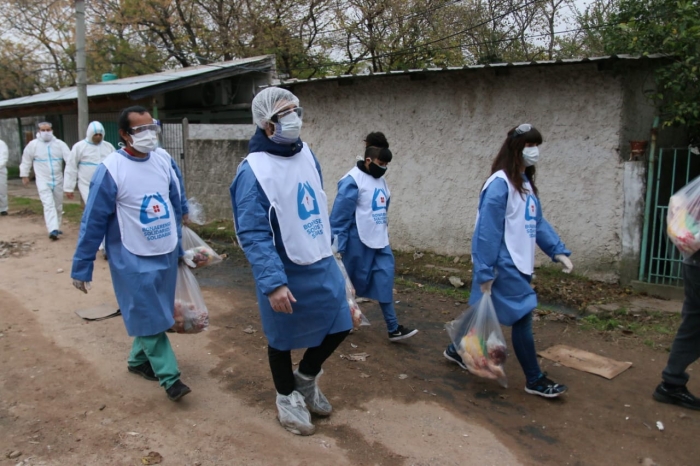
[{"x1": 444, "y1": 124, "x2": 573, "y2": 398}]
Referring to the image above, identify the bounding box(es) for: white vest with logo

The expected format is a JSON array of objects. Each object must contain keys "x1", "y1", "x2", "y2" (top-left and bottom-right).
[
  {"x1": 345, "y1": 166, "x2": 390, "y2": 249},
  {"x1": 479, "y1": 170, "x2": 537, "y2": 275},
  {"x1": 103, "y1": 150, "x2": 179, "y2": 256},
  {"x1": 246, "y1": 144, "x2": 333, "y2": 265}
]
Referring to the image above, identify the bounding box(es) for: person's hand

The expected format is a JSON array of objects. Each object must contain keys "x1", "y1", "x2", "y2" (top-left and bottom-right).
[
  {"x1": 22, "y1": 177, "x2": 29, "y2": 187},
  {"x1": 66, "y1": 192, "x2": 74, "y2": 200},
  {"x1": 555, "y1": 254, "x2": 573, "y2": 273},
  {"x1": 182, "y1": 213, "x2": 190, "y2": 225},
  {"x1": 73, "y1": 280, "x2": 91, "y2": 294},
  {"x1": 181, "y1": 250, "x2": 196, "y2": 268},
  {"x1": 480, "y1": 280, "x2": 494, "y2": 295},
  {"x1": 268, "y1": 285, "x2": 296, "y2": 313}
]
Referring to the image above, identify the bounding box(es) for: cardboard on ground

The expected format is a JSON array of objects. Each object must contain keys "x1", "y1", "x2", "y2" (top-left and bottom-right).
[{"x1": 538, "y1": 345, "x2": 633, "y2": 380}]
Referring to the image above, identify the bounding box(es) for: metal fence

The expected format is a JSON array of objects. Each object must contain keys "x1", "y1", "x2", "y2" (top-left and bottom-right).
[
  {"x1": 639, "y1": 147, "x2": 700, "y2": 285},
  {"x1": 161, "y1": 122, "x2": 184, "y2": 169}
]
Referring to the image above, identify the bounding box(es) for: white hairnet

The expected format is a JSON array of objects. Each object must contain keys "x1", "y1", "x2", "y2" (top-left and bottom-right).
[
  {"x1": 252, "y1": 87, "x2": 300, "y2": 129},
  {"x1": 86, "y1": 121, "x2": 105, "y2": 141}
]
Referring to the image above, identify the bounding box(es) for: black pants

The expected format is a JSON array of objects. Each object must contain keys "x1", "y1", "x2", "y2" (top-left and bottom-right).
[
  {"x1": 268, "y1": 330, "x2": 350, "y2": 396},
  {"x1": 662, "y1": 260, "x2": 700, "y2": 386}
]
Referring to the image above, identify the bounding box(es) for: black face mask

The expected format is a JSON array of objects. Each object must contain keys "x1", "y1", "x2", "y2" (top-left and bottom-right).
[{"x1": 368, "y1": 161, "x2": 387, "y2": 178}]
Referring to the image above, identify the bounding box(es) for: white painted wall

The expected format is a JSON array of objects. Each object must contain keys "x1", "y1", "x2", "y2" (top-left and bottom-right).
[{"x1": 291, "y1": 64, "x2": 628, "y2": 278}]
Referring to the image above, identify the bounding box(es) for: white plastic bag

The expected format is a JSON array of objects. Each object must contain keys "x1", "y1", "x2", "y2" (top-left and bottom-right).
[
  {"x1": 187, "y1": 197, "x2": 206, "y2": 225},
  {"x1": 667, "y1": 175, "x2": 700, "y2": 258},
  {"x1": 445, "y1": 294, "x2": 508, "y2": 387},
  {"x1": 332, "y1": 236, "x2": 370, "y2": 329},
  {"x1": 182, "y1": 226, "x2": 222, "y2": 268},
  {"x1": 172, "y1": 264, "x2": 209, "y2": 334}
]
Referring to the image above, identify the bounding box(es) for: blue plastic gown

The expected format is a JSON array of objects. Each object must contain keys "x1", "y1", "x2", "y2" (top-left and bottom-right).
[
  {"x1": 71, "y1": 150, "x2": 184, "y2": 337},
  {"x1": 469, "y1": 176, "x2": 570, "y2": 326},
  {"x1": 330, "y1": 175, "x2": 394, "y2": 303},
  {"x1": 230, "y1": 129, "x2": 352, "y2": 351}
]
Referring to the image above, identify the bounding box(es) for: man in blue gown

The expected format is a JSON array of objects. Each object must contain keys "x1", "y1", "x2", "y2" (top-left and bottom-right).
[{"x1": 71, "y1": 106, "x2": 191, "y2": 402}]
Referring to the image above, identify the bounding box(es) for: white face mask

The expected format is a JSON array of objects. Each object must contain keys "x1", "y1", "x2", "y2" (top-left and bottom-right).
[
  {"x1": 130, "y1": 130, "x2": 159, "y2": 153},
  {"x1": 270, "y1": 111, "x2": 303, "y2": 144},
  {"x1": 522, "y1": 146, "x2": 539, "y2": 167},
  {"x1": 39, "y1": 131, "x2": 53, "y2": 142}
]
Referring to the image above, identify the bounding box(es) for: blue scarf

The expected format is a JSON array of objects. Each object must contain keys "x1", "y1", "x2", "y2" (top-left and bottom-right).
[{"x1": 248, "y1": 127, "x2": 303, "y2": 157}]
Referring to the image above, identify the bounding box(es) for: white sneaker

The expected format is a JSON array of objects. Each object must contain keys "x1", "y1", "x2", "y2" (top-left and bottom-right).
[
  {"x1": 294, "y1": 369, "x2": 332, "y2": 416},
  {"x1": 276, "y1": 391, "x2": 315, "y2": 436}
]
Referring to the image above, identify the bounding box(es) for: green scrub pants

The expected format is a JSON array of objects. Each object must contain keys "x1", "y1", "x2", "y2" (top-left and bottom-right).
[{"x1": 128, "y1": 332, "x2": 180, "y2": 389}]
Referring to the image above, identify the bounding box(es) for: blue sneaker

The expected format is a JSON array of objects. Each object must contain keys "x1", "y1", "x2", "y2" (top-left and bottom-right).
[
  {"x1": 525, "y1": 373, "x2": 567, "y2": 398},
  {"x1": 443, "y1": 343, "x2": 467, "y2": 370},
  {"x1": 49, "y1": 230, "x2": 59, "y2": 240},
  {"x1": 56, "y1": 230, "x2": 63, "y2": 235}
]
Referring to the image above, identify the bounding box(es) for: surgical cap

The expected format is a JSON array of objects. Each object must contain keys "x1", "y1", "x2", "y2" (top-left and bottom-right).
[
  {"x1": 252, "y1": 87, "x2": 300, "y2": 129},
  {"x1": 86, "y1": 121, "x2": 105, "y2": 141}
]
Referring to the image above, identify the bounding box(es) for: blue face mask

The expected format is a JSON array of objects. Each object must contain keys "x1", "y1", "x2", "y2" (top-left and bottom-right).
[
  {"x1": 522, "y1": 146, "x2": 539, "y2": 167},
  {"x1": 270, "y1": 112, "x2": 303, "y2": 144}
]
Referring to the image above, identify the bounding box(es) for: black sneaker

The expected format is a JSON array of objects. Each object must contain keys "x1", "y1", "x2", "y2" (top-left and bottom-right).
[
  {"x1": 127, "y1": 362, "x2": 158, "y2": 381},
  {"x1": 49, "y1": 230, "x2": 59, "y2": 240},
  {"x1": 56, "y1": 230, "x2": 63, "y2": 235},
  {"x1": 166, "y1": 380, "x2": 191, "y2": 402},
  {"x1": 0, "y1": 211, "x2": 7, "y2": 216},
  {"x1": 443, "y1": 343, "x2": 468, "y2": 370},
  {"x1": 653, "y1": 383, "x2": 700, "y2": 410},
  {"x1": 525, "y1": 373, "x2": 567, "y2": 398},
  {"x1": 388, "y1": 325, "x2": 418, "y2": 342}
]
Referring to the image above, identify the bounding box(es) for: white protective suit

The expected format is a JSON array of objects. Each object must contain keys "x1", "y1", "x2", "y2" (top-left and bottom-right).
[
  {"x1": 20, "y1": 133, "x2": 71, "y2": 233},
  {"x1": 64, "y1": 122, "x2": 115, "y2": 202},
  {"x1": 0, "y1": 139, "x2": 8, "y2": 214}
]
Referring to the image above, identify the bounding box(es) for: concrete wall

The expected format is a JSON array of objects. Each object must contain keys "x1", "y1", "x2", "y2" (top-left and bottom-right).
[
  {"x1": 184, "y1": 124, "x2": 255, "y2": 220},
  {"x1": 289, "y1": 64, "x2": 633, "y2": 279},
  {"x1": 620, "y1": 161, "x2": 646, "y2": 283}
]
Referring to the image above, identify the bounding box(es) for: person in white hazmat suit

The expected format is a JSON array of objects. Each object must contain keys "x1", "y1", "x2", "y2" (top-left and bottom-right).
[
  {"x1": 0, "y1": 138, "x2": 8, "y2": 216},
  {"x1": 20, "y1": 122, "x2": 71, "y2": 240},
  {"x1": 64, "y1": 121, "x2": 115, "y2": 204},
  {"x1": 64, "y1": 121, "x2": 115, "y2": 256}
]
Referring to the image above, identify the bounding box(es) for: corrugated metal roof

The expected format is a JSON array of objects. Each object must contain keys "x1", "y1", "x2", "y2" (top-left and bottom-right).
[
  {"x1": 0, "y1": 55, "x2": 274, "y2": 110},
  {"x1": 274, "y1": 54, "x2": 668, "y2": 86}
]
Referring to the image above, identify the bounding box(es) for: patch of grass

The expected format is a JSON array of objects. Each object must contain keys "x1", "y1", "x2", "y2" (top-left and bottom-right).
[
  {"x1": 395, "y1": 277, "x2": 471, "y2": 301},
  {"x1": 7, "y1": 166, "x2": 20, "y2": 179},
  {"x1": 394, "y1": 248, "x2": 636, "y2": 312},
  {"x1": 189, "y1": 219, "x2": 236, "y2": 242},
  {"x1": 9, "y1": 196, "x2": 84, "y2": 223},
  {"x1": 577, "y1": 310, "x2": 681, "y2": 349}
]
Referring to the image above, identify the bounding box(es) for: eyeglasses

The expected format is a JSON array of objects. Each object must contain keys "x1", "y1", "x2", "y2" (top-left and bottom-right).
[
  {"x1": 130, "y1": 119, "x2": 161, "y2": 135},
  {"x1": 514, "y1": 123, "x2": 532, "y2": 136},
  {"x1": 271, "y1": 107, "x2": 303, "y2": 123}
]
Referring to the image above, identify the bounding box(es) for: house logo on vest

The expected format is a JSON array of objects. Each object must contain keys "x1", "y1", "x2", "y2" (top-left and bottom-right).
[
  {"x1": 297, "y1": 182, "x2": 320, "y2": 220},
  {"x1": 371, "y1": 188, "x2": 389, "y2": 226},
  {"x1": 524, "y1": 194, "x2": 537, "y2": 238},
  {"x1": 140, "y1": 193, "x2": 172, "y2": 241},
  {"x1": 298, "y1": 182, "x2": 324, "y2": 239}
]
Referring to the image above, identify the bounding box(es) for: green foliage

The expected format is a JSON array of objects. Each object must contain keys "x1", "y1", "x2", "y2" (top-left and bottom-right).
[{"x1": 604, "y1": 0, "x2": 700, "y2": 134}]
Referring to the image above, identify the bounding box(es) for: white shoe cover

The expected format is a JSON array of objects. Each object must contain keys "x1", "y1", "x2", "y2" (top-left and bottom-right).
[
  {"x1": 276, "y1": 391, "x2": 315, "y2": 436},
  {"x1": 294, "y1": 369, "x2": 332, "y2": 416}
]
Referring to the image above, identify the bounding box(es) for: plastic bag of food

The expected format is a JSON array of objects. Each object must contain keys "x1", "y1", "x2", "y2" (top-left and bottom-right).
[
  {"x1": 187, "y1": 197, "x2": 206, "y2": 225},
  {"x1": 182, "y1": 226, "x2": 222, "y2": 268},
  {"x1": 172, "y1": 263, "x2": 209, "y2": 334},
  {"x1": 667, "y1": 175, "x2": 700, "y2": 258},
  {"x1": 332, "y1": 236, "x2": 370, "y2": 329},
  {"x1": 445, "y1": 293, "x2": 508, "y2": 387}
]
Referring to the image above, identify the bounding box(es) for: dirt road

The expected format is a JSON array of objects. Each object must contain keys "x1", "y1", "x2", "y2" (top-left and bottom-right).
[{"x1": 1, "y1": 212, "x2": 698, "y2": 465}]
